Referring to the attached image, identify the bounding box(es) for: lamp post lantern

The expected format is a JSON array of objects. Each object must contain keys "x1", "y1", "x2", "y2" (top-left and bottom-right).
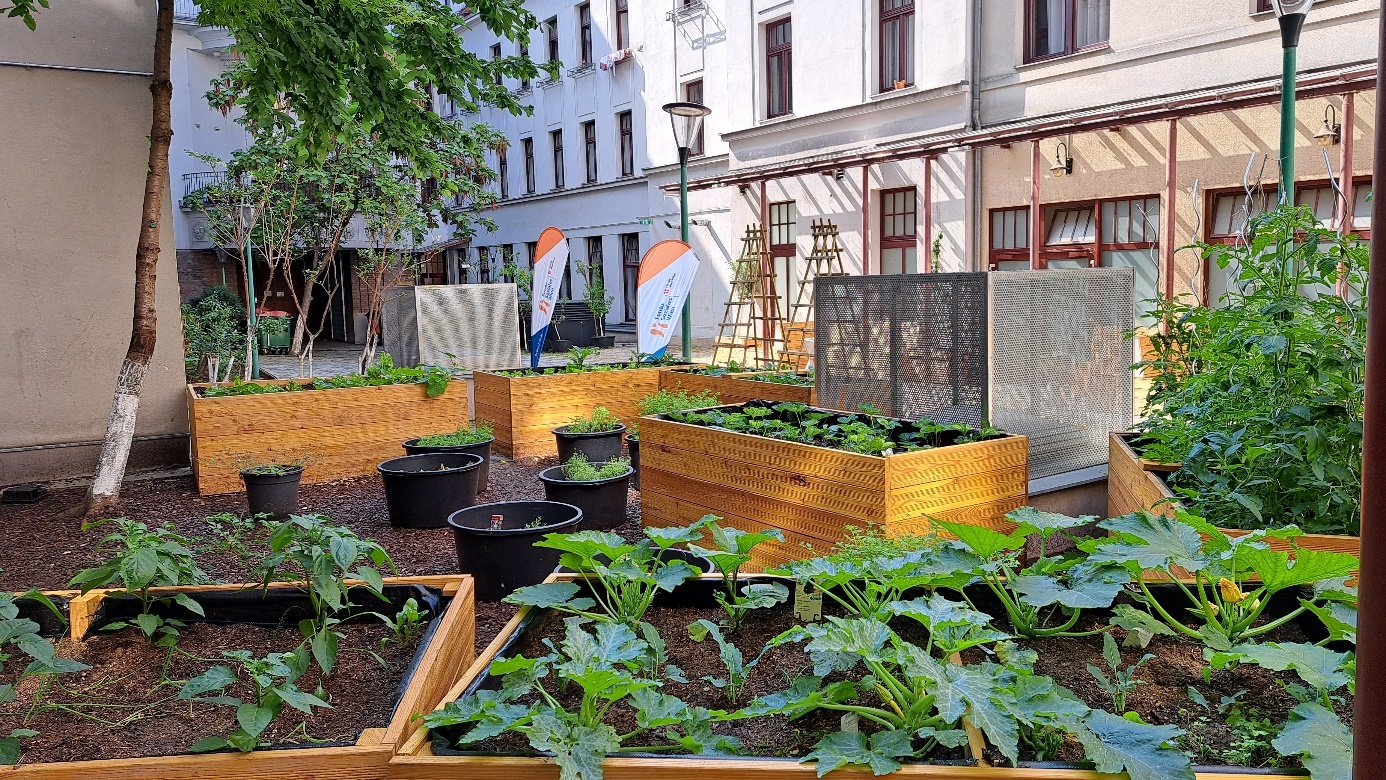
[
  {"x1": 1270, "y1": 0, "x2": 1315, "y2": 204},
  {"x1": 662, "y1": 101, "x2": 711, "y2": 363}
]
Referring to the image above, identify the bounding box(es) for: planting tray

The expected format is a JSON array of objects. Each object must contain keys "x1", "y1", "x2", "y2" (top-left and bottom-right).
[
  {"x1": 187, "y1": 380, "x2": 469, "y2": 495},
  {"x1": 659, "y1": 367, "x2": 816, "y2": 406},
  {"x1": 1108, "y1": 432, "x2": 1359, "y2": 558},
  {"x1": 7, "y1": 576, "x2": 477, "y2": 779},
  {"x1": 640, "y1": 404, "x2": 1029, "y2": 569}
]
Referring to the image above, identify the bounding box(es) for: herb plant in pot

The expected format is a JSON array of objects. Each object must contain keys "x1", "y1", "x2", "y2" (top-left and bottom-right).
[
  {"x1": 377, "y1": 453, "x2": 483, "y2": 529},
  {"x1": 627, "y1": 388, "x2": 721, "y2": 490},
  {"x1": 553, "y1": 406, "x2": 626, "y2": 463},
  {"x1": 537, "y1": 454, "x2": 632, "y2": 531},
  {"x1": 446, "y1": 500, "x2": 583, "y2": 601},
  {"x1": 579, "y1": 261, "x2": 616, "y2": 348},
  {"x1": 238, "y1": 461, "x2": 305, "y2": 520},
  {"x1": 403, "y1": 421, "x2": 495, "y2": 493}
]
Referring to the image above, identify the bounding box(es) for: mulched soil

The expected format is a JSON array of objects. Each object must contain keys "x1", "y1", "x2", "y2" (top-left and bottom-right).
[{"x1": 0, "y1": 622, "x2": 419, "y2": 763}]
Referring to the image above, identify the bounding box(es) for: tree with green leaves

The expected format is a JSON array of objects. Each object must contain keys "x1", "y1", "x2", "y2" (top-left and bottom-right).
[{"x1": 8, "y1": 0, "x2": 548, "y2": 516}]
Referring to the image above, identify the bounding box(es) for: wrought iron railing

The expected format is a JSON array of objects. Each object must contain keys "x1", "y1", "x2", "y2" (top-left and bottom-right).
[
  {"x1": 182, "y1": 171, "x2": 229, "y2": 201},
  {"x1": 173, "y1": 0, "x2": 199, "y2": 22}
]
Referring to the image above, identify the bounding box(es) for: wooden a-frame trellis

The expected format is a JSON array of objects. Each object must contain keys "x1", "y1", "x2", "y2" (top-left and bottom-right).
[
  {"x1": 711, "y1": 225, "x2": 786, "y2": 368},
  {"x1": 778, "y1": 218, "x2": 848, "y2": 370}
]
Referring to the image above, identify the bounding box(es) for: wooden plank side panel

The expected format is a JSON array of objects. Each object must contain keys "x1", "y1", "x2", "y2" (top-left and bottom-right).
[
  {"x1": 383, "y1": 577, "x2": 477, "y2": 748},
  {"x1": 885, "y1": 435, "x2": 1029, "y2": 491},
  {"x1": 473, "y1": 369, "x2": 664, "y2": 459},
  {"x1": 883, "y1": 467, "x2": 1029, "y2": 523},
  {"x1": 886, "y1": 496, "x2": 1029, "y2": 537},
  {"x1": 5, "y1": 746, "x2": 394, "y2": 780},
  {"x1": 640, "y1": 469, "x2": 871, "y2": 542},
  {"x1": 190, "y1": 383, "x2": 467, "y2": 438}
]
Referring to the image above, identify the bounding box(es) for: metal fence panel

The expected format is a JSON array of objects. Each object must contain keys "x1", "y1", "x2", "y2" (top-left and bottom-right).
[{"x1": 384, "y1": 284, "x2": 521, "y2": 371}]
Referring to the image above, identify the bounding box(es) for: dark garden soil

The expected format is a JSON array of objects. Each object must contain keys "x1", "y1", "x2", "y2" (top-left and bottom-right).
[{"x1": 0, "y1": 622, "x2": 419, "y2": 764}]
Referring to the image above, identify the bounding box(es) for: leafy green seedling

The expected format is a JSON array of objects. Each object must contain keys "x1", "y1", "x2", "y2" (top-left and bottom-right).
[
  {"x1": 69, "y1": 518, "x2": 207, "y2": 645},
  {"x1": 1086, "y1": 633, "x2": 1152, "y2": 714},
  {"x1": 686, "y1": 516, "x2": 788, "y2": 630},
  {"x1": 0, "y1": 591, "x2": 88, "y2": 765},
  {"x1": 688, "y1": 619, "x2": 758, "y2": 704},
  {"x1": 378, "y1": 597, "x2": 427, "y2": 649},
  {"x1": 180, "y1": 647, "x2": 329, "y2": 753}
]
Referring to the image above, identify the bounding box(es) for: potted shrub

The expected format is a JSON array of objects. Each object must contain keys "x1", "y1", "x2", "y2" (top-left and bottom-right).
[
  {"x1": 537, "y1": 453, "x2": 632, "y2": 531},
  {"x1": 543, "y1": 301, "x2": 573, "y2": 353},
  {"x1": 579, "y1": 261, "x2": 616, "y2": 348},
  {"x1": 627, "y1": 387, "x2": 721, "y2": 490},
  {"x1": 553, "y1": 406, "x2": 626, "y2": 464},
  {"x1": 237, "y1": 460, "x2": 305, "y2": 520},
  {"x1": 446, "y1": 500, "x2": 583, "y2": 601},
  {"x1": 377, "y1": 452, "x2": 483, "y2": 529},
  {"x1": 404, "y1": 421, "x2": 496, "y2": 493}
]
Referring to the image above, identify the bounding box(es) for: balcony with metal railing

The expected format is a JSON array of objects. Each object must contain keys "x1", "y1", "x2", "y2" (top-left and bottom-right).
[
  {"x1": 181, "y1": 171, "x2": 230, "y2": 208},
  {"x1": 173, "y1": 0, "x2": 200, "y2": 23}
]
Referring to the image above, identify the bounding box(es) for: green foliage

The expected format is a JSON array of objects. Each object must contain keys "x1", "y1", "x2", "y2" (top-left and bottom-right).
[
  {"x1": 496, "y1": 354, "x2": 685, "y2": 377},
  {"x1": 630, "y1": 388, "x2": 720, "y2": 440},
  {"x1": 1134, "y1": 206, "x2": 1366, "y2": 535},
  {"x1": 771, "y1": 543, "x2": 978, "y2": 620},
  {"x1": 202, "y1": 512, "x2": 272, "y2": 563},
  {"x1": 253, "y1": 514, "x2": 394, "y2": 673},
  {"x1": 70, "y1": 519, "x2": 207, "y2": 645},
  {"x1": 687, "y1": 619, "x2": 758, "y2": 704},
  {"x1": 1272, "y1": 703, "x2": 1353, "y2": 780},
  {"x1": 559, "y1": 453, "x2": 632, "y2": 481},
  {"x1": 379, "y1": 597, "x2": 427, "y2": 649},
  {"x1": 201, "y1": 354, "x2": 452, "y2": 397},
  {"x1": 181, "y1": 647, "x2": 329, "y2": 753},
  {"x1": 744, "y1": 370, "x2": 815, "y2": 387},
  {"x1": 181, "y1": 286, "x2": 248, "y2": 381},
  {"x1": 1, "y1": 0, "x2": 48, "y2": 30},
  {"x1": 1086, "y1": 633, "x2": 1152, "y2": 713},
  {"x1": 0, "y1": 591, "x2": 87, "y2": 765},
  {"x1": 827, "y1": 524, "x2": 943, "y2": 565},
  {"x1": 563, "y1": 406, "x2": 622, "y2": 434},
  {"x1": 416, "y1": 421, "x2": 495, "y2": 447},
  {"x1": 686, "y1": 516, "x2": 787, "y2": 630}
]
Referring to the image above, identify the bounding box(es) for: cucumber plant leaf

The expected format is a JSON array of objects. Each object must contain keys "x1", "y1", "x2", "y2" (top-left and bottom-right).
[{"x1": 1271, "y1": 703, "x2": 1352, "y2": 780}]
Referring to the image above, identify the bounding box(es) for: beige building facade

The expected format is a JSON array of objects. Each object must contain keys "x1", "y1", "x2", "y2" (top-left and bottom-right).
[{"x1": 0, "y1": 0, "x2": 188, "y2": 484}]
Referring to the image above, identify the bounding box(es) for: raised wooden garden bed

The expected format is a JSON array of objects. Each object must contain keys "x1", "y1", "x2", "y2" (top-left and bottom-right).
[
  {"x1": 187, "y1": 380, "x2": 469, "y2": 495},
  {"x1": 5, "y1": 575, "x2": 476, "y2": 780},
  {"x1": 1108, "y1": 432, "x2": 1359, "y2": 557},
  {"x1": 659, "y1": 367, "x2": 815, "y2": 406},
  {"x1": 639, "y1": 405, "x2": 1029, "y2": 570},
  {"x1": 473, "y1": 366, "x2": 673, "y2": 459}
]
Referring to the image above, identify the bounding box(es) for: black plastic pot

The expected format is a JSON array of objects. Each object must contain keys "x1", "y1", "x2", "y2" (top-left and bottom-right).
[
  {"x1": 378, "y1": 453, "x2": 483, "y2": 529},
  {"x1": 544, "y1": 338, "x2": 574, "y2": 353},
  {"x1": 537, "y1": 465, "x2": 631, "y2": 531},
  {"x1": 240, "y1": 466, "x2": 303, "y2": 520},
  {"x1": 626, "y1": 434, "x2": 640, "y2": 490},
  {"x1": 448, "y1": 501, "x2": 584, "y2": 601},
  {"x1": 402, "y1": 437, "x2": 494, "y2": 494},
  {"x1": 553, "y1": 423, "x2": 627, "y2": 464},
  {"x1": 591, "y1": 334, "x2": 616, "y2": 348}
]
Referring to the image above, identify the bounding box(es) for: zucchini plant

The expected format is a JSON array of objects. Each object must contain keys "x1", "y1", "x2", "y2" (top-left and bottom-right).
[{"x1": 770, "y1": 545, "x2": 977, "y2": 620}]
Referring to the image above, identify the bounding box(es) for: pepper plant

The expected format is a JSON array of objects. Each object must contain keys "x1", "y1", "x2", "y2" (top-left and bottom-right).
[
  {"x1": 179, "y1": 647, "x2": 330, "y2": 753},
  {"x1": 69, "y1": 518, "x2": 208, "y2": 645},
  {"x1": 0, "y1": 591, "x2": 88, "y2": 765}
]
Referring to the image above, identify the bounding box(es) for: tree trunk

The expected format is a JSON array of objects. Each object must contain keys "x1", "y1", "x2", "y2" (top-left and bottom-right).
[{"x1": 85, "y1": 0, "x2": 175, "y2": 518}]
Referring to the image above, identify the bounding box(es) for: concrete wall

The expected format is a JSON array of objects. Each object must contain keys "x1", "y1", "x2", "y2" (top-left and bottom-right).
[{"x1": 0, "y1": 0, "x2": 188, "y2": 483}]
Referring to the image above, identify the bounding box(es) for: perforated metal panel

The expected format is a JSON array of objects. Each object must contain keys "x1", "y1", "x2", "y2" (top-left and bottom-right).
[
  {"x1": 989, "y1": 268, "x2": 1135, "y2": 478},
  {"x1": 383, "y1": 284, "x2": 521, "y2": 371},
  {"x1": 814, "y1": 274, "x2": 988, "y2": 423}
]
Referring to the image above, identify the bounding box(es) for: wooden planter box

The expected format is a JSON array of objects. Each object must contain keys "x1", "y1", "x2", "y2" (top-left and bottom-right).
[
  {"x1": 187, "y1": 380, "x2": 469, "y2": 495},
  {"x1": 659, "y1": 368, "x2": 815, "y2": 406},
  {"x1": 6, "y1": 575, "x2": 476, "y2": 779},
  {"x1": 639, "y1": 407, "x2": 1029, "y2": 570},
  {"x1": 473, "y1": 366, "x2": 673, "y2": 459},
  {"x1": 1108, "y1": 432, "x2": 1359, "y2": 557}
]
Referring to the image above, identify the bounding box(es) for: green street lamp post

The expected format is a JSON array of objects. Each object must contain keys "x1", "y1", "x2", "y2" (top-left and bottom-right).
[
  {"x1": 240, "y1": 204, "x2": 259, "y2": 379},
  {"x1": 1270, "y1": 0, "x2": 1315, "y2": 205},
  {"x1": 662, "y1": 101, "x2": 711, "y2": 363}
]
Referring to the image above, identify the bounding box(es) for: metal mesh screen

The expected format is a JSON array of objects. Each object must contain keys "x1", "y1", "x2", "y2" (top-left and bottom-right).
[
  {"x1": 989, "y1": 268, "x2": 1136, "y2": 479},
  {"x1": 383, "y1": 287, "x2": 420, "y2": 367},
  {"x1": 814, "y1": 274, "x2": 988, "y2": 422},
  {"x1": 383, "y1": 284, "x2": 521, "y2": 371}
]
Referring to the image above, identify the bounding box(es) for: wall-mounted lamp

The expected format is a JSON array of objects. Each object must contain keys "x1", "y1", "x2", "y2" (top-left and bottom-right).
[
  {"x1": 1314, "y1": 103, "x2": 1342, "y2": 148},
  {"x1": 1050, "y1": 141, "x2": 1073, "y2": 177}
]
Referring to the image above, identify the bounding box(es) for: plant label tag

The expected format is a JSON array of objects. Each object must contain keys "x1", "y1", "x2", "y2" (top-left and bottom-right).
[
  {"x1": 840, "y1": 713, "x2": 859, "y2": 734},
  {"x1": 793, "y1": 582, "x2": 823, "y2": 622},
  {"x1": 490, "y1": 514, "x2": 504, "y2": 530}
]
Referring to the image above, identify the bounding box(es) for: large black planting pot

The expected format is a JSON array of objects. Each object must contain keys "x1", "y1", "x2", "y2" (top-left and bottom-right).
[
  {"x1": 402, "y1": 436, "x2": 494, "y2": 494},
  {"x1": 240, "y1": 466, "x2": 303, "y2": 520},
  {"x1": 553, "y1": 423, "x2": 627, "y2": 464},
  {"x1": 378, "y1": 453, "x2": 483, "y2": 529},
  {"x1": 448, "y1": 501, "x2": 584, "y2": 601},
  {"x1": 626, "y1": 434, "x2": 640, "y2": 490},
  {"x1": 537, "y1": 465, "x2": 632, "y2": 531}
]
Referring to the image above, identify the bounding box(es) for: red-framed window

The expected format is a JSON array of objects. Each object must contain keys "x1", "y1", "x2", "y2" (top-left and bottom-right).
[
  {"x1": 618, "y1": 111, "x2": 635, "y2": 177},
  {"x1": 497, "y1": 149, "x2": 509, "y2": 199},
  {"x1": 988, "y1": 206, "x2": 1030, "y2": 270},
  {"x1": 1025, "y1": 0, "x2": 1110, "y2": 63},
  {"x1": 417, "y1": 252, "x2": 446, "y2": 285},
  {"x1": 582, "y1": 120, "x2": 598, "y2": 183},
  {"x1": 879, "y1": 0, "x2": 914, "y2": 92},
  {"x1": 621, "y1": 233, "x2": 640, "y2": 322},
  {"x1": 578, "y1": 3, "x2": 593, "y2": 65},
  {"x1": 551, "y1": 129, "x2": 565, "y2": 189},
  {"x1": 769, "y1": 201, "x2": 796, "y2": 319},
  {"x1": 521, "y1": 137, "x2": 535, "y2": 194},
  {"x1": 880, "y1": 187, "x2": 918, "y2": 274},
  {"x1": 765, "y1": 18, "x2": 793, "y2": 118},
  {"x1": 615, "y1": 0, "x2": 629, "y2": 49},
  {"x1": 1207, "y1": 179, "x2": 1373, "y2": 243},
  {"x1": 490, "y1": 44, "x2": 503, "y2": 86},
  {"x1": 685, "y1": 80, "x2": 705, "y2": 156},
  {"x1": 545, "y1": 17, "x2": 560, "y2": 63}
]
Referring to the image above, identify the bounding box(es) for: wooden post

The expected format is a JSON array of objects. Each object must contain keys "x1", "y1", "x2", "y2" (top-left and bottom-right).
[
  {"x1": 922, "y1": 156, "x2": 933, "y2": 272},
  {"x1": 861, "y1": 165, "x2": 872, "y2": 274},
  {"x1": 1338, "y1": 92, "x2": 1356, "y2": 233},
  {"x1": 1029, "y1": 141, "x2": 1042, "y2": 269},
  {"x1": 1163, "y1": 119, "x2": 1178, "y2": 300}
]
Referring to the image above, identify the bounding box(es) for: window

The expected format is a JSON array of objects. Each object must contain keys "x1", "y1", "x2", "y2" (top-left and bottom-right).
[
  {"x1": 417, "y1": 252, "x2": 446, "y2": 285},
  {"x1": 765, "y1": 18, "x2": 793, "y2": 118},
  {"x1": 521, "y1": 138, "x2": 535, "y2": 194},
  {"x1": 615, "y1": 0, "x2": 630, "y2": 49},
  {"x1": 621, "y1": 233, "x2": 640, "y2": 321},
  {"x1": 1207, "y1": 188, "x2": 1272, "y2": 242},
  {"x1": 477, "y1": 246, "x2": 492, "y2": 283},
  {"x1": 769, "y1": 201, "x2": 797, "y2": 317},
  {"x1": 500, "y1": 245, "x2": 516, "y2": 281},
  {"x1": 582, "y1": 120, "x2": 598, "y2": 183},
  {"x1": 1099, "y1": 196, "x2": 1161, "y2": 321},
  {"x1": 578, "y1": 3, "x2": 593, "y2": 65},
  {"x1": 879, "y1": 0, "x2": 914, "y2": 92},
  {"x1": 520, "y1": 40, "x2": 531, "y2": 89},
  {"x1": 526, "y1": 241, "x2": 537, "y2": 265},
  {"x1": 498, "y1": 149, "x2": 509, "y2": 199},
  {"x1": 880, "y1": 187, "x2": 918, "y2": 274},
  {"x1": 1045, "y1": 205, "x2": 1096, "y2": 246},
  {"x1": 618, "y1": 111, "x2": 635, "y2": 177},
  {"x1": 586, "y1": 236, "x2": 604, "y2": 285},
  {"x1": 544, "y1": 131, "x2": 569, "y2": 192},
  {"x1": 1026, "y1": 0, "x2": 1109, "y2": 62},
  {"x1": 490, "y1": 44, "x2": 503, "y2": 86},
  {"x1": 545, "y1": 17, "x2": 560, "y2": 63},
  {"x1": 988, "y1": 207, "x2": 1031, "y2": 270},
  {"x1": 685, "y1": 80, "x2": 705, "y2": 156},
  {"x1": 1255, "y1": 0, "x2": 1272, "y2": 11},
  {"x1": 1295, "y1": 180, "x2": 1372, "y2": 236}
]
